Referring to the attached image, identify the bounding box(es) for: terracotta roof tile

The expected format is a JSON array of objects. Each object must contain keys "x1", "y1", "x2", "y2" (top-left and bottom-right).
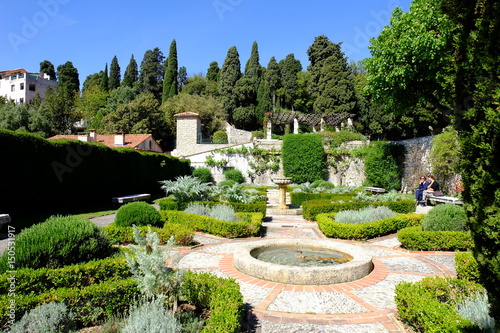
[
  {"x1": 48, "y1": 133, "x2": 162, "y2": 152},
  {"x1": 174, "y1": 112, "x2": 202, "y2": 119}
]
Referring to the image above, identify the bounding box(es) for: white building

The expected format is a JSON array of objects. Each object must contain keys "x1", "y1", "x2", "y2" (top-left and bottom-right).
[{"x1": 0, "y1": 68, "x2": 58, "y2": 104}]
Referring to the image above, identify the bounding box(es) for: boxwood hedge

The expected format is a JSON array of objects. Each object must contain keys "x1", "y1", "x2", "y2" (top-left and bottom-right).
[
  {"x1": 103, "y1": 222, "x2": 194, "y2": 246},
  {"x1": 290, "y1": 192, "x2": 357, "y2": 205},
  {"x1": 397, "y1": 226, "x2": 474, "y2": 251}
]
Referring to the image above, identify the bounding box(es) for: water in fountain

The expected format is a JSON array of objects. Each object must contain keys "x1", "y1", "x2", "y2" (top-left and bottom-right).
[{"x1": 251, "y1": 245, "x2": 352, "y2": 267}]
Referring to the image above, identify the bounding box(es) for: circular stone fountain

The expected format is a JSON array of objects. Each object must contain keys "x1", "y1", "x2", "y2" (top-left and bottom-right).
[{"x1": 233, "y1": 239, "x2": 373, "y2": 285}]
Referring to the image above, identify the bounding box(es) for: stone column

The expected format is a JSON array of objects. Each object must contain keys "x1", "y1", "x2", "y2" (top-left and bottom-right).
[
  {"x1": 293, "y1": 118, "x2": 299, "y2": 134},
  {"x1": 320, "y1": 118, "x2": 325, "y2": 132},
  {"x1": 277, "y1": 184, "x2": 288, "y2": 210},
  {"x1": 266, "y1": 120, "x2": 272, "y2": 140}
]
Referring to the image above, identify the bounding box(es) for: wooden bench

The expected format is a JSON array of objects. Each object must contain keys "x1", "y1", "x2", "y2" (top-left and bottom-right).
[
  {"x1": 112, "y1": 193, "x2": 151, "y2": 205},
  {"x1": 425, "y1": 193, "x2": 463, "y2": 205},
  {"x1": 365, "y1": 187, "x2": 386, "y2": 194}
]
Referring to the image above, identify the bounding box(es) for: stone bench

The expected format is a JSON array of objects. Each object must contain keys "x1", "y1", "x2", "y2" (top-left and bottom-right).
[
  {"x1": 0, "y1": 214, "x2": 11, "y2": 224},
  {"x1": 112, "y1": 193, "x2": 151, "y2": 205},
  {"x1": 364, "y1": 187, "x2": 386, "y2": 194},
  {"x1": 425, "y1": 194, "x2": 463, "y2": 205}
]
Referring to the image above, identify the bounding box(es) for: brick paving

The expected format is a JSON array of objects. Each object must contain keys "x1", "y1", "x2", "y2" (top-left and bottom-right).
[{"x1": 174, "y1": 190, "x2": 457, "y2": 333}]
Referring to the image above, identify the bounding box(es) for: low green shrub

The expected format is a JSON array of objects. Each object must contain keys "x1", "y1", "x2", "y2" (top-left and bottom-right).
[
  {"x1": 122, "y1": 297, "x2": 182, "y2": 333},
  {"x1": 224, "y1": 169, "x2": 244, "y2": 184},
  {"x1": 0, "y1": 256, "x2": 130, "y2": 295},
  {"x1": 334, "y1": 206, "x2": 397, "y2": 224},
  {"x1": 0, "y1": 216, "x2": 113, "y2": 273},
  {"x1": 395, "y1": 276, "x2": 485, "y2": 333},
  {"x1": 290, "y1": 192, "x2": 357, "y2": 205},
  {"x1": 455, "y1": 252, "x2": 481, "y2": 283},
  {"x1": 183, "y1": 271, "x2": 243, "y2": 333},
  {"x1": 0, "y1": 278, "x2": 139, "y2": 328},
  {"x1": 317, "y1": 213, "x2": 423, "y2": 240},
  {"x1": 115, "y1": 201, "x2": 162, "y2": 227},
  {"x1": 192, "y1": 167, "x2": 214, "y2": 183},
  {"x1": 302, "y1": 199, "x2": 416, "y2": 221},
  {"x1": 7, "y1": 302, "x2": 77, "y2": 333},
  {"x1": 212, "y1": 130, "x2": 228, "y2": 144},
  {"x1": 251, "y1": 130, "x2": 264, "y2": 140},
  {"x1": 397, "y1": 226, "x2": 474, "y2": 251},
  {"x1": 103, "y1": 223, "x2": 194, "y2": 246},
  {"x1": 219, "y1": 180, "x2": 236, "y2": 186},
  {"x1": 185, "y1": 203, "x2": 239, "y2": 222},
  {"x1": 455, "y1": 291, "x2": 496, "y2": 333},
  {"x1": 161, "y1": 211, "x2": 262, "y2": 238},
  {"x1": 157, "y1": 198, "x2": 179, "y2": 211},
  {"x1": 422, "y1": 203, "x2": 468, "y2": 231},
  {"x1": 194, "y1": 201, "x2": 266, "y2": 217}
]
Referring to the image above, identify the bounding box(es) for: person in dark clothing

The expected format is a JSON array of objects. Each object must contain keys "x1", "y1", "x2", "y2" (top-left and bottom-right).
[
  {"x1": 427, "y1": 175, "x2": 440, "y2": 192},
  {"x1": 415, "y1": 176, "x2": 430, "y2": 203}
]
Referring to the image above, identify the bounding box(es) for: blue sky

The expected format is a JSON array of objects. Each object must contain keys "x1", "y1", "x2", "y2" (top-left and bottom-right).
[{"x1": 1, "y1": 0, "x2": 411, "y2": 85}]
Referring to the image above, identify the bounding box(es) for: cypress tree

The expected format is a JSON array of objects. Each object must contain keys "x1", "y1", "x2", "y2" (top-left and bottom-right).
[
  {"x1": 140, "y1": 48, "x2": 164, "y2": 100},
  {"x1": 279, "y1": 54, "x2": 302, "y2": 110},
  {"x1": 57, "y1": 61, "x2": 80, "y2": 93},
  {"x1": 207, "y1": 61, "x2": 219, "y2": 82},
  {"x1": 162, "y1": 39, "x2": 178, "y2": 103},
  {"x1": 307, "y1": 35, "x2": 338, "y2": 101},
  {"x1": 100, "y1": 63, "x2": 109, "y2": 92},
  {"x1": 244, "y1": 41, "x2": 262, "y2": 83},
  {"x1": 265, "y1": 57, "x2": 281, "y2": 111},
  {"x1": 40, "y1": 60, "x2": 56, "y2": 80},
  {"x1": 123, "y1": 54, "x2": 139, "y2": 88},
  {"x1": 109, "y1": 56, "x2": 121, "y2": 90},
  {"x1": 256, "y1": 71, "x2": 272, "y2": 125},
  {"x1": 218, "y1": 46, "x2": 241, "y2": 121}
]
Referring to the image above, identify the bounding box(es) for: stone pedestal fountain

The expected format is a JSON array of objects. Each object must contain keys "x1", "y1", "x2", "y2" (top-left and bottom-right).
[{"x1": 272, "y1": 177, "x2": 293, "y2": 210}]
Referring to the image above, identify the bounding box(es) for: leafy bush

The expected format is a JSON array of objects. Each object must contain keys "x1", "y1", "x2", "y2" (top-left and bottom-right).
[
  {"x1": 183, "y1": 271, "x2": 243, "y2": 333},
  {"x1": 212, "y1": 130, "x2": 228, "y2": 144},
  {"x1": 122, "y1": 297, "x2": 181, "y2": 333},
  {"x1": 224, "y1": 169, "x2": 244, "y2": 184},
  {"x1": 363, "y1": 141, "x2": 405, "y2": 191},
  {"x1": 319, "y1": 130, "x2": 367, "y2": 149},
  {"x1": 282, "y1": 134, "x2": 326, "y2": 183},
  {"x1": 290, "y1": 192, "x2": 357, "y2": 205},
  {"x1": 0, "y1": 216, "x2": 113, "y2": 273},
  {"x1": 397, "y1": 226, "x2": 474, "y2": 251},
  {"x1": 334, "y1": 206, "x2": 397, "y2": 224},
  {"x1": 455, "y1": 252, "x2": 481, "y2": 283},
  {"x1": 353, "y1": 190, "x2": 405, "y2": 203},
  {"x1": 7, "y1": 302, "x2": 76, "y2": 333},
  {"x1": 317, "y1": 213, "x2": 423, "y2": 240},
  {"x1": 422, "y1": 203, "x2": 468, "y2": 231},
  {"x1": 192, "y1": 167, "x2": 214, "y2": 183},
  {"x1": 103, "y1": 223, "x2": 194, "y2": 246},
  {"x1": 213, "y1": 183, "x2": 266, "y2": 204},
  {"x1": 193, "y1": 201, "x2": 266, "y2": 217},
  {"x1": 430, "y1": 129, "x2": 461, "y2": 195},
  {"x1": 218, "y1": 179, "x2": 236, "y2": 186},
  {"x1": 185, "y1": 203, "x2": 239, "y2": 222},
  {"x1": 161, "y1": 211, "x2": 262, "y2": 238},
  {"x1": 395, "y1": 277, "x2": 485, "y2": 333},
  {"x1": 455, "y1": 291, "x2": 496, "y2": 333},
  {"x1": 160, "y1": 176, "x2": 214, "y2": 205},
  {"x1": 157, "y1": 198, "x2": 179, "y2": 211},
  {"x1": 115, "y1": 202, "x2": 162, "y2": 227},
  {"x1": 251, "y1": 130, "x2": 264, "y2": 140}
]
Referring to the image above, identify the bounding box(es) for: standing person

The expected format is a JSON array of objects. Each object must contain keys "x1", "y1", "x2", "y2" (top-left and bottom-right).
[{"x1": 415, "y1": 176, "x2": 429, "y2": 204}]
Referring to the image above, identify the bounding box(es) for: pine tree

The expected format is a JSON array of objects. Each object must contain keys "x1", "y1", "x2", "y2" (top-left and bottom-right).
[
  {"x1": 206, "y1": 61, "x2": 219, "y2": 82},
  {"x1": 162, "y1": 40, "x2": 178, "y2": 103},
  {"x1": 100, "y1": 63, "x2": 109, "y2": 92},
  {"x1": 123, "y1": 54, "x2": 139, "y2": 88},
  {"x1": 218, "y1": 46, "x2": 241, "y2": 121},
  {"x1": 109, "y1": 56, "x2": 121, "y2": 90},
  {"x1": 265, "y1": 57, "x2": 281, "y2": 111},
  {"x1": 140, "y1": 48, "x2": 165, "y2": 100},
  {"x1": 279, "y1": 54, "x2": 302, "y2": 110}
]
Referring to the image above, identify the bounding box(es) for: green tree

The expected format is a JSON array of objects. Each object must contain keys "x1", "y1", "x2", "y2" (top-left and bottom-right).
[
  {"x1": 109, "y1": 56, "x2": 121, "y2": 90},
  {"x1": 294, "y1": 71, "x2": 313, "y2": 113},
  {"x1": 244, "y1": 41, "x2": 262, "y2": 84},
  {"x1": 162, "y1": 40, "x2": 178, "y2": 103},
  {"x1": 265, "y1": 57, "x2": 281, "y2": 111},
  {"x1": 255, "y1": 72, "x2": 272, "y2": 125},
  {"x1": 123, "y1": 54, "x2": 139, "y2": 88},
  {"x1": 279, "y1": 54, "x2": 302, "y2": 110},
  {"x1": 43, "y1": 86, "x2": 79, "y2": 133},
  {"x1": 218, "y1": 46, "x2": 241, "y2": 121},
  {"x1": 140, "y1": 48, "x2": 165, "y2": 100},
  {"x1": 39, "y1": 60, "x2": 56, "y2": 80},
  {"x1": 82, "y1": 73, "x2": 101, "y2": 92},
  {"x1": 430, "y1": 128, "x2": 461, "y2": 195},
  {"x1": 57, "y1": 61, "x2": 80, "y2": 93},
  {"x1": 177, "y1": 66, "x2": 187, "y2": 91},
  {"x1": 100, "y1": 63, "x2": 109, "y2": 92},
  {"x1": 0, "y1": 103, "x2": 30, "y2": 132},
  {"x1": 206, "y1": 61, "x2": 219, "y2": 81},
  {"x1": 307, "y1": 35, "x2": 338, "y2": 102},
  {"x1": 77, "y1": 84, "x2": 109, "y2": 119}
]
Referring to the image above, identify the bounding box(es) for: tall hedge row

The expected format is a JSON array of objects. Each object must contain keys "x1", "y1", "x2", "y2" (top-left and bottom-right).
[
  {"x1": 363, "y1": 141, "x2": 405, "y2": 191},
  {"x1": 282, "y1": 134, "x2": 326, "y2": 183},
  {"x1": 0, "y1": 130, "x2": 190, "y2": 216}
]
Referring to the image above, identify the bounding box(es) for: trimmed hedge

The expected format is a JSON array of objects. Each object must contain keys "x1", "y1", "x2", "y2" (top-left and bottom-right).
[
  {"x1": 317, "y1": 213, "x2": 423, "y2": 240},
  {"x1": 183, "y1": 271, "x2": 243, "y2": 333},
  {"x1": 0, "y1": 129, "x2": 190, "y2": 217},
  {"x1": 103, "y1": 222, "x2": 195, "y2": 246},
  {"x1": 0, "y1": 257, "x2": 130, "y2": 295},
  {"x1": 395, "y1": 277, "x2": 484, "y2": 333},
  {"x1": 0, "y1": 216, "x2": 114, "y2": 273},
  {"x1": 115, "y1": 201, "x2": 162, "y2": 227},
  {"x1": 160, "y1": 211, "x2": 262, "y2": 238},
  {"x1": 302, "y1": 200, "x2": 416, "y2": 221},
  {"x1": 194, "y1": 201, "x2": 266, "y2": 217},
  {"x1": 282, "y1": 134, "x2": 326, "y2": 183},
  {"x1": 0, "y1": 278, "x2": 139, "y2": 328},
  {"x1": 455, "y1": 252, "x2": 481, "y2": 283},
  {"x1": 290, "y1": 192, "x2": 357, "y2": 205},
  {"x1": 397, "y1": 226, "x2": 474, "y2": 251},
  {"x1": 157, "y1": 198, "x2": 180, "y2": 211}
]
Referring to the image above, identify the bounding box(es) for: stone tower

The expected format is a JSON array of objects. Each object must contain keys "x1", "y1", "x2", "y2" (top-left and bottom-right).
[{"x1": 173, "y1": 112, "x2": 201, "y2": 157}]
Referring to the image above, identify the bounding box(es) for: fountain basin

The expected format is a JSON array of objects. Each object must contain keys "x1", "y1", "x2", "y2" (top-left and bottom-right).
[
  {"x1": 233, "y1": 239, "x2": 373, "y2": 285},
  {"x1": 271, "y1": 177, "x2": 293, "y2": 185}
]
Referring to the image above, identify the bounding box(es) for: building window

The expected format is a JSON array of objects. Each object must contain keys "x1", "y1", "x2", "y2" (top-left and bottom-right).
[
  {"x1": 20, "y1": 83, "x2": 24, "y2": 90},
  {"x1": 19, "y1": 98, "x2": 24, "y2": 104},
  {"x1": 11, "y1": 85, "x2": 14, "y2": 92},
  {"x1": 29, "y1": 83, "x2": 36, "y2": 91}
]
